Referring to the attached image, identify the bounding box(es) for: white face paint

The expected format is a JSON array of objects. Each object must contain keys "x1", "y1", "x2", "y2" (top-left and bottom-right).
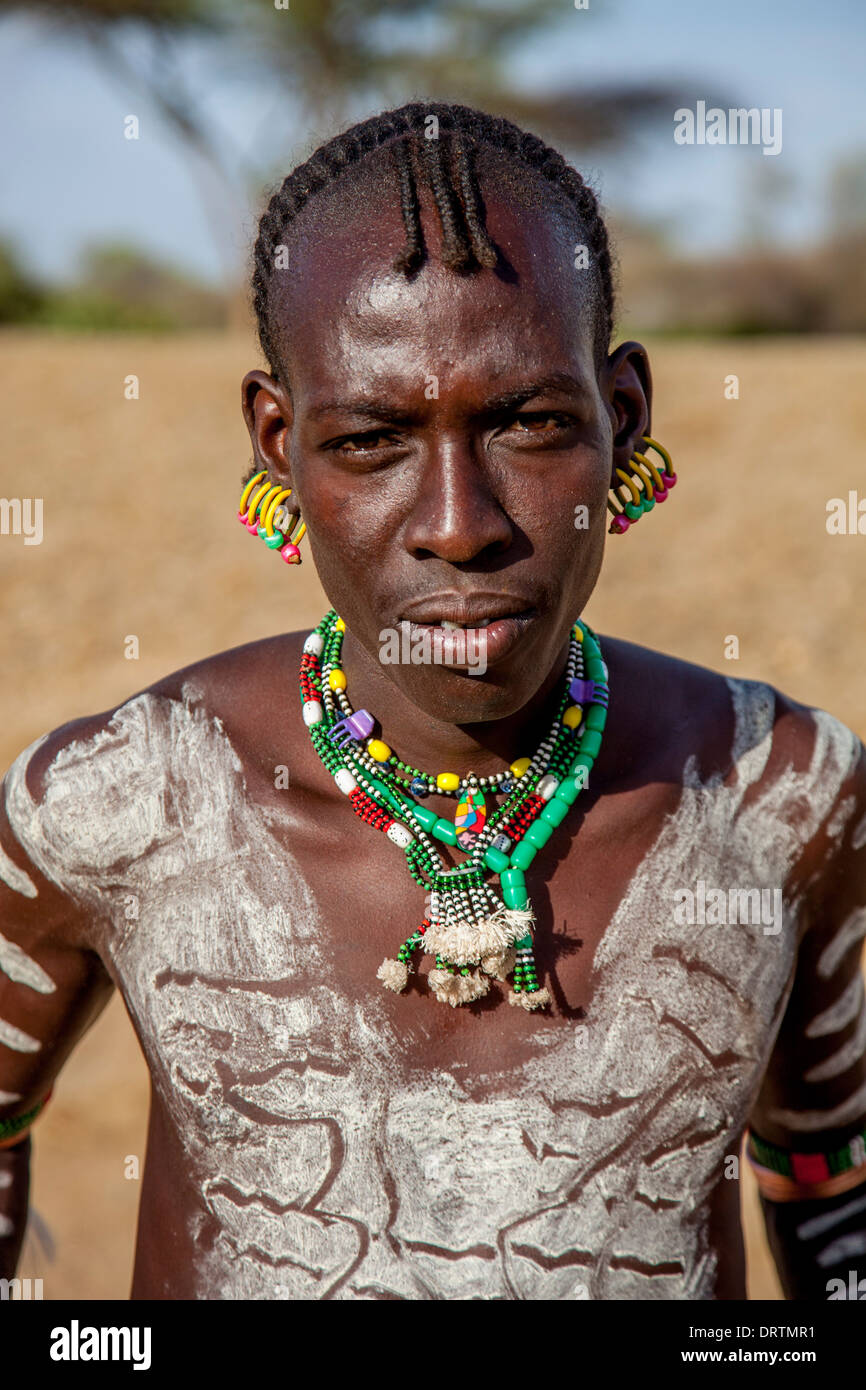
[{"x1": 1, "y1": 675, "x2": 862, "y2": 1299}]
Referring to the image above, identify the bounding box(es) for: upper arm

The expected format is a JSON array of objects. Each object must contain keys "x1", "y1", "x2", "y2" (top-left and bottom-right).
[
  {"x1": 749, "y1": 725, "x2": 866, "y2": 1153},
  {"x1": 0, "y1": 723, "x2": 115, "y2": 1129}
]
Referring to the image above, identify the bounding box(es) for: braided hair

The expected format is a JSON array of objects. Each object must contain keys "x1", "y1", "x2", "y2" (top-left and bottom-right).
[{"x1": 250, "y1": 100, "x2": 616, "y2": 389}]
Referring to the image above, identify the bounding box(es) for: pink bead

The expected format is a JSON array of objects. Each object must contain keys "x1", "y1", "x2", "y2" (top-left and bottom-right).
[
  {"x1": 654, "y1": 486, "x2": 668, "y2": 502},
  {"x1": 237, "y1": 511, "x2": 249, "y2": 524},
  {"x1": 610, "y1": 514, "x2": 631, "y2": 534},
  {"x1": 280, "y1": 543, "x2": 301, "y2": 564},
  {"x1": 666, "y1": 472, "x2": 678, "y2": 488},
  {"x1": 246, "y1": 517, "x2": 260, "y2": 532}
]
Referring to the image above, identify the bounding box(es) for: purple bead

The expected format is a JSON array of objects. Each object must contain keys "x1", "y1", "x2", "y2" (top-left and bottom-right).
[
  {"x1": 328, "y1": 708, "x2": 376, "y2": 748},
  {"x1": 569, "y1": 677, "x2": 596, "y2": 705},
  {"x1": 346, "y1": 709, "x2": 375, "y2": 740}
]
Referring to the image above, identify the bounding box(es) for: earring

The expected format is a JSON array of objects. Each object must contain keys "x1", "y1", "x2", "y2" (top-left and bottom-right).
[
  {"x1": 238, "y1": 470, "x2": 307, "y2": 564},
  {"x1": 607, "y1": 435, "x2": 677, "y2": 535}
]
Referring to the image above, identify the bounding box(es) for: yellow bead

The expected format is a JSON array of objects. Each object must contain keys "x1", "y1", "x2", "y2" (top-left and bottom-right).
[
  {"x1": 563, "y1": 704, "x2": 583, "y2": 729},
  {"x1": 335, "y1": 617, "x2": 346, "y2": 632},
  {"x1": 574, "y1": 624, "x2": 584, "y2": 643},
  {"x1": 510, "y1": 757, "x2": 531, "y2": 778},
  {"x1": 328, "y1": 669, "x2": 347, "y2": 691},
  {"x1": 367, "y1": 739, "x2": 391, "y2": 762},
  {"x1": 437, "y1": 772, "x2": 460, "y2": 792}
]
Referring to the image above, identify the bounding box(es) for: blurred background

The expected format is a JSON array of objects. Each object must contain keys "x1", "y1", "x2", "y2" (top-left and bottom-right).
[{"x1": 1, "y1": 0, "x2": 865, "y2": 1300}]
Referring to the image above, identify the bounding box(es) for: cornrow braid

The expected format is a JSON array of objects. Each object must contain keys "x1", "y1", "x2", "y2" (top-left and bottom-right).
[
  {"x1": 390, "y1": 139, "x2": 424, "y2": 274},
  {"x1": 250, "y1": 101, "x2": 616, "y2": 383},
  {"x1": 420, "y1": 131, "x2": 474, "y2": 273},
  {"x1": 451, "y1": 136, "x2": 498, "y2": 270}
]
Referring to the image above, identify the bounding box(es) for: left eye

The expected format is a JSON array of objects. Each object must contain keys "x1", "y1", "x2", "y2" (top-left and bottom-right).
[{"x1": 502, "y1": 412, "x2": 574, "y2": 436}]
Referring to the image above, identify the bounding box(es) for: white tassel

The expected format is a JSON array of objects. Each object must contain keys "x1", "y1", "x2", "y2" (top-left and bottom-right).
[
  {"x1": 479, "y1": 947, "x2": 517, "y2": 980},
  {"x1": 508, "y1": 986, "x2": 551, "y2": 1011},
  {"x1": 424, "y1": 905, "x2": 535, "y2": 966},
  {"x1": 377, "y1": 958, "x2": 409, "y2": 993},
  {"x1": 428, "y1": 968, "x2": 490, "y2": 1007}
]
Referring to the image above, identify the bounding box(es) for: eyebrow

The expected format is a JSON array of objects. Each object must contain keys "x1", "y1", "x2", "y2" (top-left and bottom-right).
[{"x1": 307, "y1": 372, "x2": 593, "y2": 423}]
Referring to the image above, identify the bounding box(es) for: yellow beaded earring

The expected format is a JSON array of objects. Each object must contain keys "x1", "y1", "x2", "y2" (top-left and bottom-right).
[
  {"x1": 237, "y1": 470, "x2": 307, "y2": 564},
  {"x1": 607, "y1": 435, "x2": 677, "y2": 535}
]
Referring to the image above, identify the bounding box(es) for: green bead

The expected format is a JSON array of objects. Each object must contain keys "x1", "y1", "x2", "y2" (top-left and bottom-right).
[
  {"x1": 513, "y1": 934, "x2": 533, "y2": 950},
  {"x1": 641, "y1": 494, "x2": 655, "y2": 512},
  {"x1": 555, "y1": 779, "x2": 579, "y2": 807},
  {"x1": 503, "y1": 882, "x2": 528, "y2": 910},
  {"x1": 579, "y1": 730, "x2": 602, "y2": 759},
  {"x1": 624, "y1": 502, "x2": 641, "y2": 520},
  {"x1": 540, "y1": 798, "x2": 569, "y2": 827},
  {"x1": 584, "y1": 706, "x2": 606, "y2": 732},
  {"x1": 265, "y1": 530, "x2": 286, "y2": 549},
  {"x1": 432, "y1": 818, "x2": 457, "y2": 845},
  {"x1": 500, "y1": 868, "x2": 525, "y2": 891},
  {"x1": 484, "y1": 846, "x2": 510, "y2": 873},
  {"x1": 510, "y1": 840, "x2": 536, "y2": 871},
  {"x1": 411, "y1": 804, "x2": 437, "y2": 831},
  {"x1": 525, "y1": 820, "x2": 553, "y2": 849},
  {"x1": 571, "y1": 753, "x2": 594, "y2": 778}
]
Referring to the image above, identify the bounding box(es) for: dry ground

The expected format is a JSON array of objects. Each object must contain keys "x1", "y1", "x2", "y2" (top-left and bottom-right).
[{"x1": 2, "y1": 328, "x2": 865, "y2": 1300}]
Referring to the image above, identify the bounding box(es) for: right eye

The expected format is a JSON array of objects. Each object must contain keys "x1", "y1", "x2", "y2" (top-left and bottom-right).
[{"x1": 331, "y1": 431, "x2": 399, "y2": 455}]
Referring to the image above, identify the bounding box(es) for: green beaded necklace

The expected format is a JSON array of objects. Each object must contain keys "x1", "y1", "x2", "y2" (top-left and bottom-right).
[{"x1": 299, "y1": 610, "x2": 609, "y2": 1010}]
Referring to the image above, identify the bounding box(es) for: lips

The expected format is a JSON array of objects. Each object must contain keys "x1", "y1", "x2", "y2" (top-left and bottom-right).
[
  {"x1": 396, "y1": 595, "x2": 539, "y2": 668},
  {"x1": 399, "y1": 593, "x2": 537, "y2": 627}
]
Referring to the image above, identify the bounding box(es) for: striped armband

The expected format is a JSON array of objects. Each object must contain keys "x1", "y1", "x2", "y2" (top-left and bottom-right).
[
  {"x1": 746, "y1": 1123, "x2": 866, "y2": 1202},
  {"x1": 0, "y1": 1090, "x2": 52, "y2": 1150}
]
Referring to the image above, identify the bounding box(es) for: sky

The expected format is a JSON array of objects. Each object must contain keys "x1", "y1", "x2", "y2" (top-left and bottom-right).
[{"x1": 0, "y1": 0, "x2": 864, "y2": 288}]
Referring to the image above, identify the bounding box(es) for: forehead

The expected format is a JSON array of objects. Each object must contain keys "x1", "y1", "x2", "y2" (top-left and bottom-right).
[{"x1": 267, "y1": 148, "x2": 601, "y2": 399}]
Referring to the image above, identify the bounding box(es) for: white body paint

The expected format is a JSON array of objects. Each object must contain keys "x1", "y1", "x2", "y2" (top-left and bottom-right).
[
  {"x1": 0, "y1": 842, "x2": 37, "y2": 899},
  {"x1": 0, "y1": 676, "x2": 863, "y2": 1299},
  {"x1": 0, "y1": 931, "x2": 55, "y2": 994},
  {"x1": 0, "y1": 1018, "x2": 40, "y2": 1053}
]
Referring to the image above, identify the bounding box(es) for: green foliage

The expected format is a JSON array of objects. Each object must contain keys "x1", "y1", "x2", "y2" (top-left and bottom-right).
[
  {"x1": 0, "y1": 240, "x2": 45, "y2": 322},
  {"x1": 0, "y1": 239, "x2": 226, "y2": 329}
]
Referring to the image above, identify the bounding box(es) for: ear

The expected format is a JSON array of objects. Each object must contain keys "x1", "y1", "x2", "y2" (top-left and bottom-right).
[
  {"x1": 600, "y1": 341, "x2": 653, "y2": 477},
  {"x1": 240, "y1": 369, "x2": 295, "y2": 490}
]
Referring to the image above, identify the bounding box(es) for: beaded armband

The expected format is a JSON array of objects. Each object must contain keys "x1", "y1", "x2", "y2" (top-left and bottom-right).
[
  {"x1": 0, "y1": 1092, "x2": 51, "y2": 1150},
  {"x1": 746, "y1": 1123, "x2": 866, "y2": 1202}
]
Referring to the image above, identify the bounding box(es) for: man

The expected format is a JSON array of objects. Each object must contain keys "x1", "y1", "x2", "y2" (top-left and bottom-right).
[{"x1": 2, "y1": 104, "x2": 865, "y2": 1299}]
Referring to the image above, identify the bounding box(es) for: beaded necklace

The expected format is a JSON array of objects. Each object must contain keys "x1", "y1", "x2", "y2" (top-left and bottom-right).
[{"x1": 300, "y1": 609, "x2": 609, "y2": 1010}]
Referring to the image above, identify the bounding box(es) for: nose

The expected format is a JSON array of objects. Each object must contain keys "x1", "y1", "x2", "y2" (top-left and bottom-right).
[{"x1": 402, "y1": 435, "x2": 514, "y2": 563}]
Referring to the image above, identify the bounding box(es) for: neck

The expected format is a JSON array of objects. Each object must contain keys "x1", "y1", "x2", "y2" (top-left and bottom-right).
[{"x1": 337, "y1": 626, "x2": 573, "y2": 784}]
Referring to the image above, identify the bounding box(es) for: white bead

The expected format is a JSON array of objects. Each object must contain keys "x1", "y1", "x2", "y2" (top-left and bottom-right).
[
  {"x1": 334, "y1": 768, "x2": 357, "y2": 795},
  {"x1": 302, "y1": 700, "x2": 323, "y2": 726},
  {"x1": 386, "y1": 822, "x2": 414, "y2": 849},
  {"x1": 303, "y1": 632, "x2": 324, "y2": 656},
  {"x1": 536, "y1": 775, "x2": 559, "y2": 801},
  {"x1": 491, "y1": 833, "x2": 511, "y2": 853}
]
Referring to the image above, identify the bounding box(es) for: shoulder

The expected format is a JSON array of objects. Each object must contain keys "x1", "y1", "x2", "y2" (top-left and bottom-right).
[
  {"x1": 600, "y1": 632, "x2": 865, "y2": 857},
  {"x1": 1, "y1": 631, "x2": 312, "y2": 903}
]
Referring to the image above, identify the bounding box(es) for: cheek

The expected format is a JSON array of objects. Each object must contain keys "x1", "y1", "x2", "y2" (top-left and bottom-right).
[{"x1": 517, "y1": 454, "x2": 610, "y2": 549}]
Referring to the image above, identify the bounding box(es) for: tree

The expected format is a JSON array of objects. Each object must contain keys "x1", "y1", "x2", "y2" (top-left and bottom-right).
[{"x1": 1, "y1": 0, "x2": 690, "y2": 286}]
